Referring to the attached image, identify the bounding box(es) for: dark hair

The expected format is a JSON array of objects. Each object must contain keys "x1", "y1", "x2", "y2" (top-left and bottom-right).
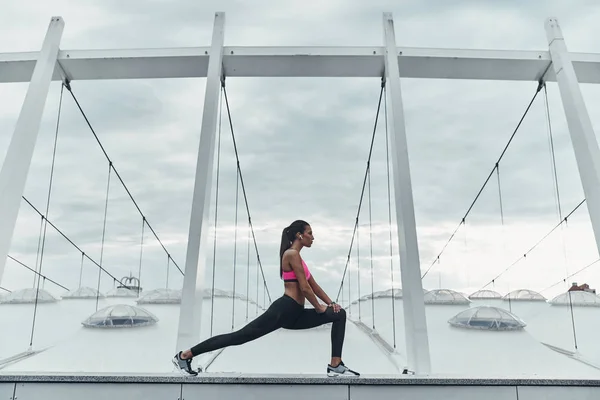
[{"x1": 279, "y1": 220, "x2": 310, "y2": 278}]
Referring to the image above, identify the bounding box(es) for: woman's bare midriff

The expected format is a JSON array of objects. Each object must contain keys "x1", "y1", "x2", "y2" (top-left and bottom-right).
[{"x1": 284, "y1": 282, "x2": 306, "y2": 306}]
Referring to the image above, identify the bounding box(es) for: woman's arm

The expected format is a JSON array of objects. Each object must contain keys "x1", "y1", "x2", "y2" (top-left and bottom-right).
[{"x1": 308, "y1": 276, "x2": 333, "y2": 305}]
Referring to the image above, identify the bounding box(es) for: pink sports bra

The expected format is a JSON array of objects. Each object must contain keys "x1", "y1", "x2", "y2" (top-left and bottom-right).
[{"x1": 282, "y1": 259, "x2": 311, "y2": 282}]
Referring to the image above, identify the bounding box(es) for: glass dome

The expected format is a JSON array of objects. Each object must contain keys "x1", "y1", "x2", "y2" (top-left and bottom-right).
[
  {"x1": 448, "y1": 306, "x2": 526, "y2": 331},
  {"x1": 424, "y1": 289, "x2": 470, "y2": 305},
  {"x1": 137, "y1": 288, "x2": 181, "y2": 304},
  {"x1": 106, "y1": 287, "x2": 139, "y2": 298},
  {"x1": 204, "y1": 288, "x2": 231, "y2": 298},
  {"x1": 62, "y1": 286, "x2": 105, "y2": 300},
  {"x1": 376, "y1": 288, "x2": 403, "y2": 298},
  {"x1": 469, "y1": 289, "x2": 502, "y2": 299},
  {"x1": 197, "y1": 288, "x2": 258, "y2": 304},
  {"x1": 348, "y1": 294, "x2": 370, "y2": 305},
  {"x1": 503, "y1": 289, "x2": 546, "y2": 301},
  {"x1": 550, "y1": 291, "x2": 600, "y2": 307},
  {"x1": 361, "y1": 289, "x2": 403, "y2": 300},
  {"x1": 82, "y1": 304, "x2": 158, "y2": 328},
  {"x1": 118, "y1": 276, "x2": 142, "y2": 292},
  {"x1": 0, "y1": 288, "x2": 58, "y2": 304}
]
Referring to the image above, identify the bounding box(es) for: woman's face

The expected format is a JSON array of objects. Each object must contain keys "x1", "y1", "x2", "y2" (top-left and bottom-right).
[{"x1": 299, "y1": 225, "x2": 314, "y2": 248}]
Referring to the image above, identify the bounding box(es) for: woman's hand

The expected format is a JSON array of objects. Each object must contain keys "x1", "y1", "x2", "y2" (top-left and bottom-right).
[{"x1": 331, "y1": 303, "x2": 342, "y2": 313}]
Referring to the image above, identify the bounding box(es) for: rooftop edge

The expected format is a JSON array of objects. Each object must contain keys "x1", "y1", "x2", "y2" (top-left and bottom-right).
[{"x1": 0, "y1": 374, "x2": 599, "y2": 386}]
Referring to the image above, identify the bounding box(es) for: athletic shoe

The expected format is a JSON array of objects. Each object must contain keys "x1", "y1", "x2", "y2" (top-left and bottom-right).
[
  {"x1": 172, "y1": 351, "x2": 199, "y2": 376},
  {"x1": 327, "y1": 361, "x2": 360, "y2": 377}
]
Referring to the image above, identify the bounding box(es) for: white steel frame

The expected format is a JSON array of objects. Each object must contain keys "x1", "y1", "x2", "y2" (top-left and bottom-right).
[
  {"x1": 175, "y1": 11, "x2": 225, "y2": 355},
  {"x1": 0, "y1": 12, "x2": 598, "y2": 375}
]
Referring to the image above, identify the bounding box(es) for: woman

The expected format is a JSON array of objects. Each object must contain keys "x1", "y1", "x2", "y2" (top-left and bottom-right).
[{"x1": 173, "y1": 220, "x2": 359, "y2": 377}]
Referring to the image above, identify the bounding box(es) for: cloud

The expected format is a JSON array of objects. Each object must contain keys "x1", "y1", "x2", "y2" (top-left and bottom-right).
[{"x1": 2, "y1": 0, "x2": 600, "y2": 313}]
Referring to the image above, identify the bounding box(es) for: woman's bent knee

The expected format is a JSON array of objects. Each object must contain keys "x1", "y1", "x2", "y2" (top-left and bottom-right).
[{"x1": 330, "y1": 307, "x2": 346, "y2": 321}]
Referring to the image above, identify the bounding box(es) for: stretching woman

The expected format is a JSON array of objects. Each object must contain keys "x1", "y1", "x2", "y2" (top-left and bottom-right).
[{"x1": 173, "y1": 220, "x2": 359, "y2": 377}]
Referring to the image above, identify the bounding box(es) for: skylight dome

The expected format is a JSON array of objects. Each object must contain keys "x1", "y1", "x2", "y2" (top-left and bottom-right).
[
  {"x1": 550, "y1": 291, "x2": 600, "y2": 307},
  {"x1": 0, "y1": 288, "x2": 58, "y2": 304},
  {"x1": 376, "y1": 288, "x2": 403, "y2": 298},
  {"x1": 137, "y1": 288, "x2": 181, "y2": 304},
  {"x1": 469, "y1": 290, "x2": 502, "y2": 299},
  {"x1": 106, "y1": 287, "x2": 138, "y2": 298},
  {"x1": 118, "y1": 275, "x2": 142, "y2": 292},
  {"x1": 424, "y1": 289, "x2": 470, "y2": 305},
  {"x1": 361, "y1": 289, "x2": 403, "y2": 300},
  {"x1": 62, "y1": 286, "x2": 105, "y2": 300},
  {"x1": 206, "y1": 288, "x2": 232, "y2": 298},
  {"x1": 82, "y1": 304, "x2": 158, "y2": 328},
  {"x1": 503, "y1": 289, "x2": 546, "y2": 301},
  {"x1": 448, "y1": 306, "x2": 526, "y2": 331}
]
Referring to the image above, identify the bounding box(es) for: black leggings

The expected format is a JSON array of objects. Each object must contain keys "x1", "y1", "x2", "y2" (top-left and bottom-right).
[{"x1": 190, "y1": 294, "x2": 347, "y2": 358}]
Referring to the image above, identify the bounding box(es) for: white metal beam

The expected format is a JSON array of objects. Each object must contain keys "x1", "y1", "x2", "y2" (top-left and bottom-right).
[
  {"x1": 382, "y1": 12, "x2": 431, "y2": 375},
  {"x1": 176, "y1": 12, "x2": 225, "y2": 360},
  {"x1": 5, "y1": 46, "x2": 600, "y2": 82},
  {"x1": 0, "y1": 17, "x2": 64, "y2": 287},
  {"x1": 545, "y1": 19, "x2": 600, "y2": 264}
]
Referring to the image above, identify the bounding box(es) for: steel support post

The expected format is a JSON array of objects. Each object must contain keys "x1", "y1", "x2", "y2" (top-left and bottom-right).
[
  {"x1": 545, "y1": 18, "x2": 600, "y2": 263},
  {"x1": 0, "y1": 17, "x2": 64, "y2": 286},
  {"x1": 382, "y1": 12, "x2": 431, "y2": 375},
  {"x1": 176, "y1": 12, "x2": 226, "y2": 356}
]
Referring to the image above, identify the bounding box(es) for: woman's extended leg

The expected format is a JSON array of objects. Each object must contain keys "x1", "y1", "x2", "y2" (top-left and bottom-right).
[
  {"x1": 189, "y1": 308, "x2": 281, "y2": 356},
  {"x1": 173, "y1": 297, "x2": 291, "y2": 375}
]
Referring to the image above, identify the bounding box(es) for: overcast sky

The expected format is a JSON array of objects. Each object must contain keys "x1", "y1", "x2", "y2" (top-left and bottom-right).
[{"x1": 2, "y1": 0, "x2": 600, "y2": 311}]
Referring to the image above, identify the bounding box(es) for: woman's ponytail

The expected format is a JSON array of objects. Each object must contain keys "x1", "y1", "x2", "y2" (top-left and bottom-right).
[
  {"x1": 278, "y1": 220, "x2": 309, "y2": 279},
  {"x1": 279, "y1": 228, "x2": 291, "y2": 278}
]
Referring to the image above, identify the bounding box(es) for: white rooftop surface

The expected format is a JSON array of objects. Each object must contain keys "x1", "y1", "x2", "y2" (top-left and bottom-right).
[
  {"x1": 1, "y1": 285, "x2": 600, "y2": 378},
  {"x1": 207, "y1": 321, "x2": 399, "y2": 375},
  {"x1": 344, "y1": 296, "x2": 600, "y2": 378},
  {"x1": 0, "y1": 294, "x2": 127, "y2": 360}
]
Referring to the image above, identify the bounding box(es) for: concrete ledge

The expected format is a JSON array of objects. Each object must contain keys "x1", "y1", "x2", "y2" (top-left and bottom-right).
[{"x1": 1, "y1": 373, "x2": 600, "y2": 386}]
